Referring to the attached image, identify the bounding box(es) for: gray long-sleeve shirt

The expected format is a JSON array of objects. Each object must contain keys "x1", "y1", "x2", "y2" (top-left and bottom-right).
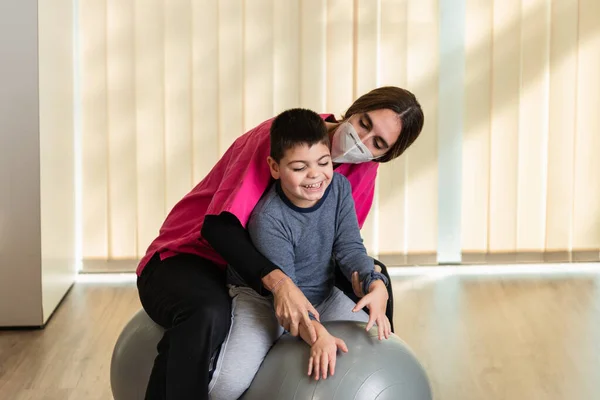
[{"x1": 240, "y1": 172, "x2": 388, "y2": 306}]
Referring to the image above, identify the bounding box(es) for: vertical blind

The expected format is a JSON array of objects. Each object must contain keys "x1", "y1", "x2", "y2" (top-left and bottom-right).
[
  {"x1": 78, "y1": 0, "x2": 599, "y2": 268},
  {"x1": 461, "y1": 0, "x2": 600, "y2": 256}
]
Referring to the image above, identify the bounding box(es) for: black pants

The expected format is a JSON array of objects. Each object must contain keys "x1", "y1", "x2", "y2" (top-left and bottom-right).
[
  {"x1": 137, "y1": 253, "x2": 394, "y2": 399},
  {"x1": 137, "y1": 253, "x2": 231, "y2": 400}
]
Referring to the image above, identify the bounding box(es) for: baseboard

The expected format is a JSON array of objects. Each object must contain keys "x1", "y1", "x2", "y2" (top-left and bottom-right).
[
  {"x1": 377, "y1": 250, "x2": 599, "y2": 267},
  {"x1": 376, "y1": 253, "x2": 438, "y2": 267},
  {"x1": 82, "y1": 250, "x2": 600, "y2": 272},
  {"x1": 82, "y1": 259, "x2": 139, "y2": 273}
]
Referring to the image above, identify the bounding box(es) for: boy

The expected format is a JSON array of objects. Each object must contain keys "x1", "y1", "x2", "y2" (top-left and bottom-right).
[{"x1": 208, "y1": 108, "x2": 391, "y2": 400}]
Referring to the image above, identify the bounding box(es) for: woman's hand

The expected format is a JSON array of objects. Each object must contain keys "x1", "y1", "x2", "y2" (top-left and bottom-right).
[
  {"x1": 352, "y1": 280, "x2": 391, "y2": 340},
  {"x1": 351, "y1": 263, "x2": 382, "y2": 297},
  {"x1": 308, "y1": 333, "x2": 348, "y2": 380},
  {"x1": 267, "y1": 272, "x2": 320, "y2": 343}
]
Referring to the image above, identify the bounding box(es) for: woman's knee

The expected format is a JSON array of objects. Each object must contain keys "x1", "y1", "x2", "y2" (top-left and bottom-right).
[{"x1": 173, "y1": 301, "x2": 231, "y2": 337}]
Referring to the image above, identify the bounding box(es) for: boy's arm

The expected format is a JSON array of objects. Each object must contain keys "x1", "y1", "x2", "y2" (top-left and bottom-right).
[
  {"x1": 247, "y1": 212, "x2": 298, "y2": 284},
  {"x1": 248, "y1": 212, "x2": 322, "y2": 341},
  {"x1": 332, "y1": 178, "x2": 389, "y2": 293}
]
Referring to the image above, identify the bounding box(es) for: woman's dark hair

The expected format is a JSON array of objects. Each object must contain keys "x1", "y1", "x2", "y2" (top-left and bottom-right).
[
  {"x1": 270, "y1": 108, "x2": 329, "y2": 162},
  {"x1": 340, "y1": 86, "x2": 424, "y2": 163}
]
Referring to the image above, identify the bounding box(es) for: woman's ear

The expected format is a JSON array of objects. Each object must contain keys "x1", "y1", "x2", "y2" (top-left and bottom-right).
[{"x1": 267, "y1": 156, "x2": 280, "y2": 180}]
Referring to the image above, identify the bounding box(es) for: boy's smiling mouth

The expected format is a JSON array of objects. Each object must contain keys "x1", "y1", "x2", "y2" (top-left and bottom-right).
[{"x1": 303, "y1": 181, "x2": 324, "y2": 190}]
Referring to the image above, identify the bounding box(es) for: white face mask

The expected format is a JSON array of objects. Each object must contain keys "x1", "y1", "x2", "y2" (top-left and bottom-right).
[{"x1": 330, "y1": 122, "x2": 377, "y2": 164}]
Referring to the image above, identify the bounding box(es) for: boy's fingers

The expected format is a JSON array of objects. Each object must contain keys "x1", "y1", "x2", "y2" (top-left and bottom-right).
[
  {"x1": 336, "y1": 338, "x2": 349, "y2": 353},
  {"x1": 308, "y1": 357, "x2": 313, "y2": 376},
  {"x1": 314, "y1": 357, "x2": 320, "y2": 380},
  {"x1": 366, "y1": 313, "x2": 376, "y2": 331},
  {"x1": 353, "y1": 294, "x2": 370, "y2": 312},
  {"x1": 330, "y1": 354, "x2": 336, "y2": 376},
  {"x1": 321, "y1": 353, "x2": 329, "y2": 380}
]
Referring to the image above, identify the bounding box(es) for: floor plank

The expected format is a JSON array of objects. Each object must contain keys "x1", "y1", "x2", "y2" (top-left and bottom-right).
[
  {"x1": 0, "y1": 282, "x2": 140, "y2": 400},
  {"x1": 1, "y1": 271, "x2": 599, "y2": 399},
  {"x1": 392, "y1": 273, "x2": 600, "y2": 400}
]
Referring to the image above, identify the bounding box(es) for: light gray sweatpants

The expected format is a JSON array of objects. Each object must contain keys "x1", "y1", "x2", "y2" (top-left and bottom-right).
[{"x1": 208, "y1": 286, "x2": 369, "y2": 400}]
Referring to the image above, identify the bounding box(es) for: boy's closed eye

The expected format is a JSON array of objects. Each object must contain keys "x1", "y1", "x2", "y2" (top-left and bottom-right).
[{"x1": 292, "y1": 161, "x2": 330, "y2": 172}]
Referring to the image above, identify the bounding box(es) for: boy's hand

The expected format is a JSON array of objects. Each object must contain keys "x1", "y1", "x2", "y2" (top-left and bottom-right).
[
  {"x1": 308, "y1": 333, "x2": 348, "y2": 380},
  {"x1": 352, "y1": 280, "x2": 391, "y2": 340}
]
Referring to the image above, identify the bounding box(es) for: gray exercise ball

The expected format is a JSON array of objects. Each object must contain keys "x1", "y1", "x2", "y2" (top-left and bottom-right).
[
  {"x1": 240, "y1": 321, "x2": 432, "y2": 400},
  {"x1": 110, "y1": 308, "x2": 163, "y2": 400},
  {"x1": 111, "y1": 310, "x2": 432, "y2": 400}
]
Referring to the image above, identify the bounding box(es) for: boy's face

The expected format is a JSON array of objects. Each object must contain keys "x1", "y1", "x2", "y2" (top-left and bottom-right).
[{"x1": 268, "y1": 142, "x2": 333, "y2": 208}]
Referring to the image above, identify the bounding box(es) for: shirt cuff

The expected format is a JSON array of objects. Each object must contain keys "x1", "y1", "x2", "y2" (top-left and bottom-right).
[{"x1": 361, "y1": 271, "x2": 389, "y2": 295}]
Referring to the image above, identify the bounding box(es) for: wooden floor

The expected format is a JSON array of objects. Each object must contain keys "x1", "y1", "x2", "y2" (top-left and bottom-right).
[
  {"x1": 0, "y1": 281, "x2": 141, "y2": 400},
  {"x1": 1, "y1": 269, "x2": 599, "y2": 399}
]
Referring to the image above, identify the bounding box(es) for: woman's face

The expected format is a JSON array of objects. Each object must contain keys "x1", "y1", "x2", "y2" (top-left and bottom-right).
[{"x1": 346, "y1": 109, "x2": 402, "y2": 159}]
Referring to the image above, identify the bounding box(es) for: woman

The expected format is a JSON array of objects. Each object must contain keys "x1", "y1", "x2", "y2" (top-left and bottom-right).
[{"x1": 136, "y1": 86, "x2": 424, "y2": 399}]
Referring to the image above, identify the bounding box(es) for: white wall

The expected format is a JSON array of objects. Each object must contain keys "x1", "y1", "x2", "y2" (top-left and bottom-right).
[
  {"x1": 0, "y1": 0, "x2": 44, "y2": 327},
  {"x1": 0, "y1": 0, "x2": 76, "y2": 327},
  {"x1": 39, "y1": 0, "x2": 77, "y2": 323}
]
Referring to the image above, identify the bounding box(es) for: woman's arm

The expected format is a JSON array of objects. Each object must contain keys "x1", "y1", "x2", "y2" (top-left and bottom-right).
[
  {"x1": 203, "y1": 213, "x2": 294, "y2": 293},
  {"x1": 202, "y1": 212, "x2": 278, "y2": 294},
  {"x1": 202, "y1": 212, "x2": 320, "y2": 342}
]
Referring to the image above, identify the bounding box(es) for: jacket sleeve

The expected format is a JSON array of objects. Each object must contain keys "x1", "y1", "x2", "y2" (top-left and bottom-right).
[{"x1": 202, "y1": 212, "x2": 279, "y2": 295}]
